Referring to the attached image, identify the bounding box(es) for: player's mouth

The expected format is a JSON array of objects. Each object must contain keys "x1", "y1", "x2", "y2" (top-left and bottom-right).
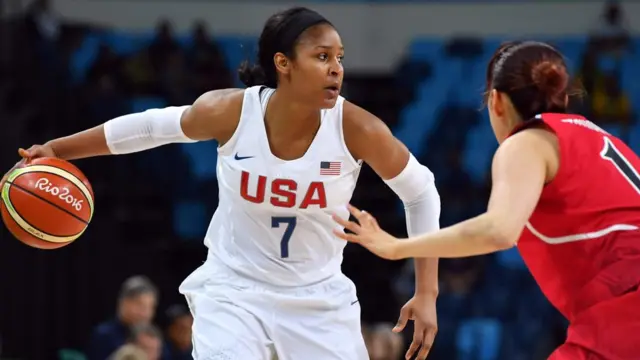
[{"x1": 324, "y1": 85, "x2": 340, "y2": 98}]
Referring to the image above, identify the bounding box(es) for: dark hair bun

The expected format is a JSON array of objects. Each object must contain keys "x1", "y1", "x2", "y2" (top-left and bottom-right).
[
  {"x1": 238, "y1": 61, "x2": 268, "y2": 88},
  {"x1": 531, "y1": 61, "x2": 568, "y2": 98}
]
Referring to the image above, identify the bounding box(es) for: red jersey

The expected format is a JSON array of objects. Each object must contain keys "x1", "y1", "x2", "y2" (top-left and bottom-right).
[{"x1": 515, "y1": 113, "x2": 640, "y2": 321}]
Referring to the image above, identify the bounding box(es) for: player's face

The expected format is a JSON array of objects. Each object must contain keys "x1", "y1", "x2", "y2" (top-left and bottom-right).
[{"x1": 289, "y1": 24, "x2": 344, "y2": 109}]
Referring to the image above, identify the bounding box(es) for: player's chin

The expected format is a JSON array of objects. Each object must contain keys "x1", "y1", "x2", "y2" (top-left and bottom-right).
[
  {"x1": 320, "y1": 98, "x2": 338, "y2": 109},
  {"x1": 319, "y1": 87, "x2": 340, "y2": 108}
]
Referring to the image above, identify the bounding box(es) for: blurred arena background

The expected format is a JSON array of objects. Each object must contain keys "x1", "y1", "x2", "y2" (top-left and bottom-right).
[{"x1": 0, "y1": 0, "x2": 638, "y2": 359}]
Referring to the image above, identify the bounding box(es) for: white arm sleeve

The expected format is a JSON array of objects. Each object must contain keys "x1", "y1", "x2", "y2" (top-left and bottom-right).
[
  {"x1": 103, "y1": 106, "x2": 197, "y2": 154},
  {"x1": 383, "y1": 154, "x2": 441, "y2": 236}
]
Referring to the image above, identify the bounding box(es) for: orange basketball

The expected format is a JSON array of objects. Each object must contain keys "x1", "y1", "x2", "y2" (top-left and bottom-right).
[{"x1": 0, "y1": 157, "x2": 94, "y2": 249}]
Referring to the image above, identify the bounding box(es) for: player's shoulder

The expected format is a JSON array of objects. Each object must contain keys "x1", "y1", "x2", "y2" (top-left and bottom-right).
[
  {"x1": 191, "y1": 88, "x2": 245, "y2": 116},
  {"x1": 507, "y1": 126, "x2": 557, "y2": 146},
  {"x1": 342, "y1": 100, "x2": 392, "y2": 140},
  {"x1": 184, "y1": 88, "x2": 245, "y2": 143},
  {"x1": 499, "y1": 126, "x2": 559, "y2": 165},
  {"x1": 341, "y1": 100, "x2": 395, "y2": 160}
]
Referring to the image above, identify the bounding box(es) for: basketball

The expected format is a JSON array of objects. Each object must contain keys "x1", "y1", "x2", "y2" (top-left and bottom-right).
[{"x1": 0, "y1": 157, "x2": 94, "y2": 249}]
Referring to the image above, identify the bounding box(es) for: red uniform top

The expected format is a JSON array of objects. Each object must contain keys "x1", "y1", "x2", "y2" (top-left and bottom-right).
[{"x1": 514, "y1": 113, "x2": 640, "y2": 321}]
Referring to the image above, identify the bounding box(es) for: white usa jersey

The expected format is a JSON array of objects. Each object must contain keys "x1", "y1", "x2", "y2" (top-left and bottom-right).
[{"x1": 204, "y1": 86, "x2": 362, "y2": 287}]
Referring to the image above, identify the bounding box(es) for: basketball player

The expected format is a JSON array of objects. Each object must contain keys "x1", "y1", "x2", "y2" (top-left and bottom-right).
[
  {"x1": 10, "y1": 7, "x2": 441, "y2": 360},
  {"x1": 334, "y1": 41, "x2": 640, "y2": 360}
]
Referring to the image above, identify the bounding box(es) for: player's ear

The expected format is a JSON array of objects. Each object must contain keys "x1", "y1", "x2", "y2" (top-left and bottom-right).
[
  {"x1": 274, "y1": 53, "x2": 290, "y2": 75},
  {"x1": 489, "y1": 89, "x2": 504, "y2": 117}
]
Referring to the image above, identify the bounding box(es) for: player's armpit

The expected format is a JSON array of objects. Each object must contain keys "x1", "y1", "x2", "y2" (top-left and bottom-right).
[
  {"x1": 181, "y1": 88, "x2": 245, "y2": 143},
  {"x1": 486, "y1": 129, "x2": 556, "y2": 246}
]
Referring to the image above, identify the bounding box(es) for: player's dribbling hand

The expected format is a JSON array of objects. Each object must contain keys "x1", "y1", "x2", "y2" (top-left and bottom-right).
[
  {"x1": 395, "y1": 294, "x2": 438, "y2": 360},
  {"x1": 18, "y1": 144, "x2": 57, "y2": 160},
  {"x1": 2, "y1": 145, "x2": 57, "y2": 185},
  {"x1": 332, "y1": 204, "x2": 403, "y2": 260}
]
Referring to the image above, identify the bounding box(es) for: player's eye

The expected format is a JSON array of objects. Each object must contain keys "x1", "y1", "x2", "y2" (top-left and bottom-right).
[{"x1": 318, "y1": 53, "x2": 328, "y2": 61}]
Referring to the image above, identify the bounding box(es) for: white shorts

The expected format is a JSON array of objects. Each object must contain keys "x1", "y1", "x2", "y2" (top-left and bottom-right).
[{"x1": 179, "y1": 257, "x2": 369, "y2": 360}]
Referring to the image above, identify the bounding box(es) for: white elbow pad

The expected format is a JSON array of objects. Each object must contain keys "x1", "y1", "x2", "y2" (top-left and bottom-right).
[
  {"x1": 384, "y1": 154, "x2": 435, "y2": 203},
  {"x1": 384, "y1": 154, "x2": 441, "y2": 235},
  {"x1": 104, "y1": 106, "x2": 196, "y2": 154}
]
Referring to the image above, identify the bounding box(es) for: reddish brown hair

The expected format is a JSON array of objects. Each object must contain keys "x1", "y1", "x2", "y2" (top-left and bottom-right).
[{"x1": 484, "y1": 41, "x2": 580, "y2": 120}]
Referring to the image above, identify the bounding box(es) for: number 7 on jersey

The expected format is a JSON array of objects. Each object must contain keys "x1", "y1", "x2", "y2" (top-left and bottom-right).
[{"x1": 272, "y1": 216, "x2": 297, "y2": 258}]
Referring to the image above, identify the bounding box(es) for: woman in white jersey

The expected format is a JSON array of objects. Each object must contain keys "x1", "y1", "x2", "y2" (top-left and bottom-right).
[{"x1": 9, "y1": 7, "x2": 441, "y2": 360}]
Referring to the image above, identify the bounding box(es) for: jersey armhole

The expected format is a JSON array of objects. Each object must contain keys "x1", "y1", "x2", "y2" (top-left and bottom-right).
[
  {"x1": 337, "y1": 98, "x2": 363, "y2": 169},
  {"x1": 217, "y1": 87, "x2": 253, "y2": 155}
]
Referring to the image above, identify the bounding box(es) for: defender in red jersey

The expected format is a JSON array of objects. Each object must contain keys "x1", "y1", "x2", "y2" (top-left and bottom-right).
[{"x1": 332, "y1": 41, "x2": 640, "y2": 360}]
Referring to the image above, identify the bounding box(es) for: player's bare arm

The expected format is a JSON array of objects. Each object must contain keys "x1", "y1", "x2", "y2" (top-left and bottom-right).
[
  {"x1": 180, "y1": 88, "x2": 244, "y2": 144},
  {"x1": 14, "y1": 88, "x2": 244, "y2": 163},
  {"x1": 342, "y1": 101, "x2": 439, "y2": 289},
  {"x1": 342, "y1": 101, "x2": 440, "y2": 360},
  {"x1": 336, "y1": 127, "x2": 558, "y2": 259}
]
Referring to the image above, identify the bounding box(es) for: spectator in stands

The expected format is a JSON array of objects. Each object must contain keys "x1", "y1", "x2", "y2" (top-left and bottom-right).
[
  {"x1": 86, "y1": 44, "x2": 124, "y2": 89},
  {"x1": 163, "y1": 304, "x2": 193, "y2": 360},
  {"x1": 24, "y1": 0, "x2": 60, "y2": 42},
  {"x1": 188, "y1": 21, "x2": 232, "y2": 92},
  {"x1": 109, "y1": 344, "x2": 147, "y2": 360},
  {"x1": 591, "y1": 72, "x2": 633, "y2": 125},
  {"x1": 123, "y1": 48, "x2": 157, "y2": 96},
  {"x1": 86, "y1": 73, "x2": 129, "y2": 125},
  {"x1": 589, "y1": 0, "x2": 630, "y2": 54},
  {"x1": 123, "y1": 19, "x2": 179, "y2": 96},
  {"x1": 85, "y1": 44, "x2": 129, "y2": 123},
  {"x1": 126, "y1": 324, "x2": 164, "y2": 360},
  {"x1": 578, "y1": 52, "x2": 599, "y2": 105},
  {"x1": 87, "y1": 276, "x2": 159, "y2": 360},
  {"x1": 148, "y1": 19, "x2": 180, "y2": 74},
  {"x1": 160, "y1": 49, "x2": 192, "y2": 105}
]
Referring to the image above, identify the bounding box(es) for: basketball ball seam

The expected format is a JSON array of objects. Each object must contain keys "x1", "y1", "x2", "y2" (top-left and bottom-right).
[
  {"x1": 9, "y1": 166, "x2": 94, "y2": 220},
  {"x1": 13, "y1": 169, "x2": 93, "y2": 202},
  {"x1": 7, "y1": 182, "x2": 75, "y2": 240},
  {"x1": 7, "y1": 180, "x2": 89, "y2": 225},
  {"x1": 1, "y1": 202, "x2": 73, "y2": 248},
  {"x1": 7, "y1": 182, "x2": 85, "y2": 237},
  {"x1": 12, "y1": 170, "x2": 92, "y2": 221},
  {"x1": 1, "y1": 183, "x2": 85, "y2": 243}
]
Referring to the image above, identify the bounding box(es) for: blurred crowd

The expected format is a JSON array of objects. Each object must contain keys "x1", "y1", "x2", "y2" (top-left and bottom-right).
[
  {"x1": 86, "y1": 276, "x2": 192, "y2": 360},
  {"x1": 0, "y1": 1, "x2": 638, "y2": 360}
]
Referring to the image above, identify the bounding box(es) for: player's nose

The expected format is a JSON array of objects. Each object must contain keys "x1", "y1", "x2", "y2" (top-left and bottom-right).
[{"x1": 328, "y1": 61, "x2": 342, "y2": 77}]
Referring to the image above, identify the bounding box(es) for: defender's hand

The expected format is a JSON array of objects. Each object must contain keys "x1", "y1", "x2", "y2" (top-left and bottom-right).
[{"x1": 332, "y1": 204, "x2": 403, "y2": 260}]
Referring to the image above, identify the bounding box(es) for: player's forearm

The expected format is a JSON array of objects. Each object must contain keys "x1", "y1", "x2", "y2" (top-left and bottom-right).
[
  {"x1": 47, "y1": 125, "x2": 111, "y2": 160},
  {"x1": 397, "y1": 213, "x2": 513, "y2": 259},
  {"x1": 413, "y1": 257, "x2": 439, "y2": 296},
  {"x1": 48, "y1": 106, "x2": 196, "y2": 160},
  {"x1": 391, "y1": 163, "x2": 441, "y2": 296}
]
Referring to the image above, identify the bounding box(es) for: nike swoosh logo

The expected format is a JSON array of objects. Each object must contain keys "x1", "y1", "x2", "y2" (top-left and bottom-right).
[{"x1": 234, "y1": 153, "x2": 254, "y2": 161}]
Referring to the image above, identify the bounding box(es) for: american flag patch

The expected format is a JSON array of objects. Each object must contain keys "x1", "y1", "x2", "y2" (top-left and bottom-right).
[{"x1": 320, "y1": 161, "x2": 341, "y2": 176}]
